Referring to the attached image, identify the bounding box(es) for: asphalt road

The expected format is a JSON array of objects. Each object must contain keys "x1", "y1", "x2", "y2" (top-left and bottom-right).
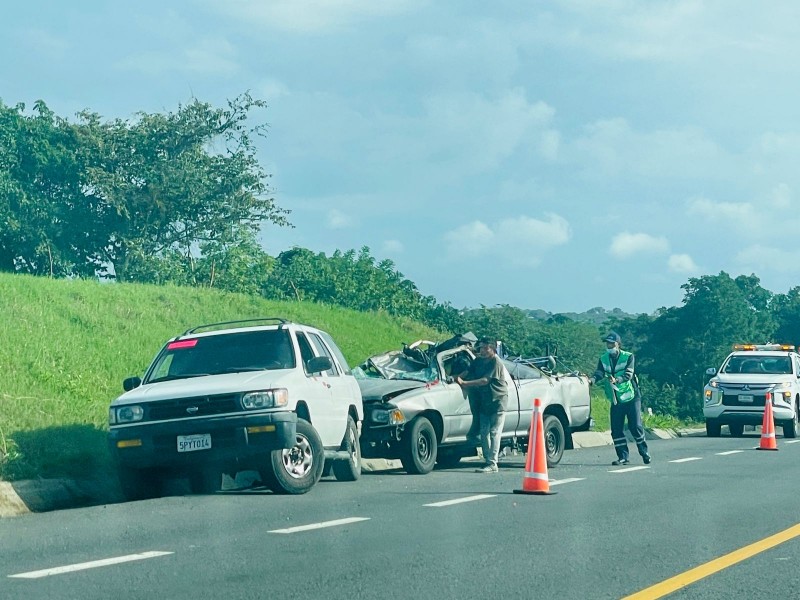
[{"x1": 2, "y1": 434, "x2": 800, "y2": 600}]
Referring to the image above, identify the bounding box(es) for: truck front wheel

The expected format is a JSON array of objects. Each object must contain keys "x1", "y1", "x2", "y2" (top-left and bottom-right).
[{"x1": 401, "y1": 416, "x2": 437, "y2": 474}]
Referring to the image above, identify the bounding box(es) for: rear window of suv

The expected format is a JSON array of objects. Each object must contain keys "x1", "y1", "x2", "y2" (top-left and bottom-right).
[{"x1": 146, "y1": 329, "x2": 296, "y2": 383}]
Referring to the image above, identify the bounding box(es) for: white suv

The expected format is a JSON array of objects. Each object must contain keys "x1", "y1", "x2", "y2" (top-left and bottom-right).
[
  {"x1": 108, "y1": 318, "x2": 363, "y2": 499},
  {"x1": 703, "y1": 344, "x2": 800, "y2": 438}
]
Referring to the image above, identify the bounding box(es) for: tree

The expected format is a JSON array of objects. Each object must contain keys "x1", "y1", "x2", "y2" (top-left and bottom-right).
[
  {"x1": 640, "y1": 272, "x2": 772, "y2": 418},
  {"x1": 76, "y1": 93, "x2": 289, "y2": 280},
  {"x1": 0, "y1": 100, "x2": 102, "y2": 276}
]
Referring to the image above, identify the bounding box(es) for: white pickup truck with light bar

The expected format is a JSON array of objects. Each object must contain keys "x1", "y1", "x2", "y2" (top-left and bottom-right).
[
  {"x1": 107, "y1": 318, "x2": 363, "y2": 500},
  {"x1": 703, "y1": 343, "x2": 800, "y2": 438}
]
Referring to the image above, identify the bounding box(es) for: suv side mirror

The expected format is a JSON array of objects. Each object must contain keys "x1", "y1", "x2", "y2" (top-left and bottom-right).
[
  {"x1": 123, "y1": 376, "x2": 142, "y2": 392},
  {"x1": 307, "y1": 356, "x2": 332, "y2": 374},
  {"x1": 705, "y1": 367, "x2": 716, "y2": 376}
]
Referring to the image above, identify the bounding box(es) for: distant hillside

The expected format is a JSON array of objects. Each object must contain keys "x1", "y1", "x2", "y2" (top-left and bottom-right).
[{"x1": 524, "y1": 306, "x2": 641, "y2": 325}]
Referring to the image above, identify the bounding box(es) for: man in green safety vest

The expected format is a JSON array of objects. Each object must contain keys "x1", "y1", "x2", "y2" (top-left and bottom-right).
[{"x1": 588, "y1": 331, "x2": 651, "y2": 466}]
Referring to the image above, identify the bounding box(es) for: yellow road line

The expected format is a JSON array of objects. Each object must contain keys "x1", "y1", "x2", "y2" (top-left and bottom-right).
[{"x1": 623, "y1": 523, "x2": 800, "y2": 599}]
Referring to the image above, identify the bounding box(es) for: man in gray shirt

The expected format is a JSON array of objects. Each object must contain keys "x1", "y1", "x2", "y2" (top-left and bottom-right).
[{"x1": 456, "y1": 337, "x2": 508, "y2": 473}]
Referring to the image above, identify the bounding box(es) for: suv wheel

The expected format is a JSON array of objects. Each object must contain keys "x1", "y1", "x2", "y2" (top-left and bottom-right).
[
  {"x1": 118, "y1": 467, "x2": 163, "y2": 501},
  {"x1": 783, "y1": 404, "x2": 798, "y2": 439},
  {"x1": 401, "y1": 416, "x2": 437, "y2": 474},
  {"x1": 332, "y1": 416, "x2": 361, "y2": 481},
  {"x1": 261, "y1": 418, "x2": 324, "y2": 494},
  {"x1": 705, "y1": 419, "x2": 721, "y2": 437}
]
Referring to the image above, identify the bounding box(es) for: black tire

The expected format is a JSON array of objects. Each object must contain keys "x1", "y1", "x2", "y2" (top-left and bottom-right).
[
  {"x1": 117, "y1": 467, "x2": 162, "y2": 502},
  {"x1": 332, "y1": 416, "x2": 361, "y2": 481},
  {"x1": 783, "y1": 404, "x2": 798, "y2": 439},
  {"x1": 401, "y1": 416, "x2": 437, "y2": 474},
  {"x1": 544, "y1": 414, "x2": 565, "y2": 468},
  {"x1": 436, "y1": 447, "x2": 467, "y2": 468},
  {"x1": 260, "y1": 418, "x2": 324, "y2": 495},
  {"x1": 729, "y1": 423, "x2": 744, "y2": 437},
  {"x1": 188, "y1": 467, "x2": 221, "y2": 494},
  {"x1": 706, "y1": 419, "x2": 721, "y2": 437}
]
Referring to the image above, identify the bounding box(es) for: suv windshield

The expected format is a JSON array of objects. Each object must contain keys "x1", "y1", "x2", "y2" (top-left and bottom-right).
[
  {"x1": 722, "y1": 355, "x2": 792, "y2": 375},
  {"x1": 145, "y1": 329, "x2": 296, "y2": 383}
]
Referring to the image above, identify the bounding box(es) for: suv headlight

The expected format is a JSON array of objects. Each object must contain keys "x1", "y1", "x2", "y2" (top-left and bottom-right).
[
  {"x1": 771, "y1": 384, "x2": 793, "y2": 402},
  {"x1": 242, "y1": 389, "x2": 289, "y2": 409},
  {"x1": 113, "y1": 405, "x2": 144, "y2": 423},
  {"x1": 704, "y1": 388, "x2": 721, "y2": 406}
]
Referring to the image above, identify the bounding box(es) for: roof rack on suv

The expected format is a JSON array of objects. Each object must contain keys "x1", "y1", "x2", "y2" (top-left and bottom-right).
[{"x1": 182, "y1": 318, "x2": 292, "y2": 336}]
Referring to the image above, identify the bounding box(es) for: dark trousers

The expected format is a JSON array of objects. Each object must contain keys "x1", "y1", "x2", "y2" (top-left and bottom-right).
[{"x1": 610, "y1": 399, "x2": 648, "y2": 460}]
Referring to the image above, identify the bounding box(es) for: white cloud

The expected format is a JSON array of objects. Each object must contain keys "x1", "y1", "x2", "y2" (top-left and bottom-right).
[
  {"x1": 326, "y1": 209, "x2": 352, "y2": 230},
  {"x1": 117, "y1": 38, "x2": 238, "y2": 76},
  {"x1": 686, "y1": 196, "x2": 753, "y2": 221},
  {"x1": 421, "y1": 88, "x2": 558, "y2": 172},
  {"x1": 668, "y1": 253, "x2": 699, "y2": 273},
  {"x1": 573, "y1": 118, "x2": 726, "y2": 181},
  {"x1": 382, "y1": 240, "x2": 404, "y2": 254},
  {"x1": 259, "y1": 78, "x2": 290, "y2": 101},
  {"x1": 443, "y1": 214, "x2": 570, "y2": 266},
  {"x1": 211, "y1": 0, "x2": 418, "y2": 33},
  {"x1": 770, "y1": 183, "x2": 792, "y2": 208},
  {"x1": 609, "y1": 232, "x2": 670, "y2": 258},
  {"x1": 17, "y1": 28, "x2": 69, "y2": 59},
  {"x1": 735, "y1": 245, "x2": 800, "y2": 274}
]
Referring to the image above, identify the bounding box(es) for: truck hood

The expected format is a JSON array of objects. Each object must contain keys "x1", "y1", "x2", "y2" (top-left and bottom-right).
[
  {"x1": 357, "y1": 378, "x2": 427, "y2": 403},
  {"x1": 111, "y1": 370, "x2": 297, "y2": 405}
]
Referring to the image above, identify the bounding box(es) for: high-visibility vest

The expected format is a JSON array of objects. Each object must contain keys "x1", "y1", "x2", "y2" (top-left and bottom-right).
[{"x1": 600, "y1": 350, "x2": 636, "y2": 403}]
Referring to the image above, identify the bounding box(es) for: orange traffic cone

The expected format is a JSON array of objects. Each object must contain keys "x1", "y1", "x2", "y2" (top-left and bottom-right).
[
  {"x1": 757, "y1": 394, "x2": 778, "y2": 451},
  {"x1": 514, "y1": 398, "x2": 556, "y2": 495}
]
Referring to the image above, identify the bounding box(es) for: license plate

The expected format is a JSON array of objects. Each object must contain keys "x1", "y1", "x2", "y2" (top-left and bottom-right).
[
  {"x1": 739, "y1": 395, "x2": 754, "y2": 403},
  {"x1": 177, "y1": 434, "x2": 212, "y2": 452}
]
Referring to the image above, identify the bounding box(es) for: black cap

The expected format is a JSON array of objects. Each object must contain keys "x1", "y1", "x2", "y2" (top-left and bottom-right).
[
  {"x1": 477, "y1": 336, "x2": 496, "y2": 349},
  {"x1": 602, "y1": 331, "x2": 621, "y2": 344}
]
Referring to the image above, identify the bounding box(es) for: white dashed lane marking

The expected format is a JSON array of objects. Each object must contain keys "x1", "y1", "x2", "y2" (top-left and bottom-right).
[
  {"x1": 670, "y1": 457, "x2": 703, "y2": 463},
  {"x1": 785, "y1": 440, "x2": 800, "y2": 444},
  {"x1": 549, "y1": 478, "x2": 585, "y2": 486},
  {"x1": 424, "y1": 494, "x2": 496, "y2": 507},
  {"x1": 716, "y1": 450, "x2": 745, "y2": 455},
  {"x1": 609, "y1": 466, "x2": 650, "y2": 473},
  {"x1": 269, "y1": 517, "x2": 370, "y2": 534},
  {"x1": 8, "y1": 551, "x2": 174, "y2": 579}
]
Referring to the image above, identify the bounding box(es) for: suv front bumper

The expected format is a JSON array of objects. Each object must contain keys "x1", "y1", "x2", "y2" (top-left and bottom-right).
[
  {"x1": 703, "y1": 404, "x2": 795, "y2": 425},
  {"x1": 109, "y1": 411, "x2": 297, "y2": 471}
]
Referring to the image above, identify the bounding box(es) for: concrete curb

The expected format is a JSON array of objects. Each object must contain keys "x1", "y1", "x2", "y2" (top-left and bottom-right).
[{"x1": 0, "y1": 427, "x2": 705, "y2": 517}]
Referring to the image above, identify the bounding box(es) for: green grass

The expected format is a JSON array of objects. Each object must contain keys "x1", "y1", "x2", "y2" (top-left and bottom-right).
[
  {"x1": 0, "y1": 274, "x2": 441, "y2": 482},
  {"x1": 588, "y1": 389, "x2": 697, "y2": 432},
  {"x1": 0, "y1": 273, "x2": 698, "y2": 483}
]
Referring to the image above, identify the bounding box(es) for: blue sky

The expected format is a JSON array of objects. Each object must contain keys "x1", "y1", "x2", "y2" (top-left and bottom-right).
[{"x1": 4, "y1": 1, "x2": 800, "y2": 315}]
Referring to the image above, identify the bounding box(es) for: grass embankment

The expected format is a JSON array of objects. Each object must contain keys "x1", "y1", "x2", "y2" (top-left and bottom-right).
[{"x1": 0, "y1": 274, "x2": 440, "y2": 482}]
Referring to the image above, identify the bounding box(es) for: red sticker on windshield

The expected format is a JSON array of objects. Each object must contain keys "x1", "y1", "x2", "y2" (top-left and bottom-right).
[{"x1": 168, "y1": 339, "x2": 198, "y2": 350}]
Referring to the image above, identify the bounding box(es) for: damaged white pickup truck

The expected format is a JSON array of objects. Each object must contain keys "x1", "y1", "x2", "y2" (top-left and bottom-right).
[{"x1": 354, "y1": 333, "x2": 592, "y2": 474}]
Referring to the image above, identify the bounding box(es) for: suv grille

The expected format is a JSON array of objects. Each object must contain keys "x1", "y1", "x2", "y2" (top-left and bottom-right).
[
  {"x1": 722, "y1": 394, "x2": 767, "y2": 407},
  {"x1": 147, "y1": 394, "x2": 240, "y2": 420},
  {"x1": 720, "y1": 383, "x2": 771, "y2": 407}
]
